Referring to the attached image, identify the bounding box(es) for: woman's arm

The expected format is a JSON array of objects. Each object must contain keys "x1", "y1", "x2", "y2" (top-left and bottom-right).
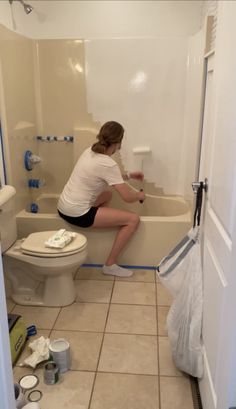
[{"x1": 113, "y1": 183, "x2": 145, "y2": 203}]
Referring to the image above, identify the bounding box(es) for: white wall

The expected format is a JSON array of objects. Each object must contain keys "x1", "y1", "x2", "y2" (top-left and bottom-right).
[
  {"x1": 0, "y1": 1, "x2": 12, "y2": 30},
  {"x1": 0, "y1": 0, "x2": 207, "y2": 197},
  {"x1": 0, "y1": 1, "x2": 205, "y2": 196},
  {"x1": 0, "y1": 1, "x2": 203, "y2": 39},
  {"x1": 85, "y1": 37, "x2": 189, "y2": 194}
]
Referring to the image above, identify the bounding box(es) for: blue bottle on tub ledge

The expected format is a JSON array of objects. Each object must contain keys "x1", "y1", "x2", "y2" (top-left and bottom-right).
[
  {"x1": 26, "y1": 203, "x2": 39, "y2": 213},
  {"x1": 28, "y1": 179, "x2": 45, "y2": 188}
]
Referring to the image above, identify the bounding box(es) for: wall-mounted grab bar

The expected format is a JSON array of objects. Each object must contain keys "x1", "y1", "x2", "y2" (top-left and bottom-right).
[{"x1": 36, "y1": 136, "x2": 74, "y2": 142}]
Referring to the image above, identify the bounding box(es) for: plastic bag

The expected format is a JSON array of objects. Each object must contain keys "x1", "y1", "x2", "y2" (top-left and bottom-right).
[
  {"x1": 157, "y1": 227, "x2": 199, "y2": 296},
  {"x1": 157, "y1": 228, "x2": 204, "y2": 378}
]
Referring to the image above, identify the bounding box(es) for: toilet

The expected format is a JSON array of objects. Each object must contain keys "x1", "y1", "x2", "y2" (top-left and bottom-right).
[{"x1": 0, "y1": 185, "x2": 87, "y2": 307}]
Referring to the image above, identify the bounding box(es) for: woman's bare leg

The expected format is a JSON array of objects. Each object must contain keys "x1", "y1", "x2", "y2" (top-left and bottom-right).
[{"x1": 92, "y1": 206, "x2": 140, "y2": 266}]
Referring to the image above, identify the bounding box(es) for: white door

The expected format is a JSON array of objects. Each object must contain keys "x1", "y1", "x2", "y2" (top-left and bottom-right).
[
  {"x1": 199, "y1": 2, "x2": 236, "y2": 409},
  {"x1": 0, "y1": 245, "x2": 15, "y2": 409}
]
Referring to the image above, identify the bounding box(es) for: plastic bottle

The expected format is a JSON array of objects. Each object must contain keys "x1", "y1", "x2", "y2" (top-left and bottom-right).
[
  {"x1": 26, "y1": 203, "x2": 39, "y2": 213},
  {"x1": 28, "y1": 179, "x2": 45, "y2": 188}
]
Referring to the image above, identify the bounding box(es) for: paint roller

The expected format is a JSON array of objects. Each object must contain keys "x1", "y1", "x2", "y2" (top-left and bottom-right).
[{"x1": 132, "y1": 146, "x2": 151, "y2": 203}]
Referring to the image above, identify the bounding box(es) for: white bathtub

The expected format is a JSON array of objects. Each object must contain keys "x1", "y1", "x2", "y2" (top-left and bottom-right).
[{"x1": 16, "y1": 193, "x2": 192, "y2": 268}]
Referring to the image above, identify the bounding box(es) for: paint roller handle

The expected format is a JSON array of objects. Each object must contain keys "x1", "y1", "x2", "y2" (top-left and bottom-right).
[{"x1": 139, "y1": 189, "x2": 144, "y2": 204}]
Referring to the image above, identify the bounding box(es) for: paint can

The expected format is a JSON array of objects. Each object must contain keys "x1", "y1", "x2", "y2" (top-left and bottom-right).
[
  {"x1": 43, "y1": 361, "x2": 59, "y2": 385},
  {"x1": 19, "y1": 374, "x2": 39, "y2": 392},
  {"x1": 49, "y1": 338, "x2": 71, "y2": 373}
]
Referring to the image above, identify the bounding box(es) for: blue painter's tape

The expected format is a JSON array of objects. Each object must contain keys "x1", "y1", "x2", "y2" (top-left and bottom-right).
[{"x1": 82, "y1": 263, "x2": 155, "y2": 270}]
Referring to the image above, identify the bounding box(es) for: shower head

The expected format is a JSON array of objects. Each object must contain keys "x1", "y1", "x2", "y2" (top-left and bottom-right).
[
  {"x1": 22, "y1": 1, "x2": 33, "y2": 14},
  {"x1": 9, "y1": 0, "x2": 33, "y2": 14}
]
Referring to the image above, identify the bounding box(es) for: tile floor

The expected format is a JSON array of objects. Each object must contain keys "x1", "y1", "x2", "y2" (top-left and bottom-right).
[{"x1": 8, "y1": 267, "x2": 194, "y2": 409}]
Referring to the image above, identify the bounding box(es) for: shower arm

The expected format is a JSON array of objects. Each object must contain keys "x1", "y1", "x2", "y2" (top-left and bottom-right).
[{"x1": 9, "y1": 0, "x2": 33, "y2": 14}]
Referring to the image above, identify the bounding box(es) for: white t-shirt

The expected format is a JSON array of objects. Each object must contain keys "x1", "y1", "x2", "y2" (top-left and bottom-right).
[{"x1": 57, "y1": 147, "x2": 124, "y2": 217}]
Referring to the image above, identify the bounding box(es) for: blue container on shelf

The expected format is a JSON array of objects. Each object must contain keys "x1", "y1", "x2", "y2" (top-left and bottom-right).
[
  {"x1": 26, "y1": 203, "x2": 39, "y2": 213},
  {"x1": 28, "y1": 179, "x2": 44, "y2": 188}
]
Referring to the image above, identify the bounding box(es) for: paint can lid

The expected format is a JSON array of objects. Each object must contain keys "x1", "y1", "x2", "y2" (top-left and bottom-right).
[
  {"x1": 49, "y1": 338, "x2": 70, "y2": 352},
  {"x1": 27, "y1": 389, "x2": 43, "y2": 402},
  {"x1": 19, "y1": 374, "x2": 39, "y2": 391}
]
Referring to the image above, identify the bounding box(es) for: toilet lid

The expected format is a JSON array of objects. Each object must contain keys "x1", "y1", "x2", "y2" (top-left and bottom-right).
[{"x1": 21, "y1": 231, "x2": 87, "y2": 258}]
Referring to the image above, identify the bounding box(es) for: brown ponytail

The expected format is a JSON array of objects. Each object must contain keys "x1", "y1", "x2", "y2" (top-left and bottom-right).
[{"x1": 92, "y1": 121, "x2": 124, "y2": 154}]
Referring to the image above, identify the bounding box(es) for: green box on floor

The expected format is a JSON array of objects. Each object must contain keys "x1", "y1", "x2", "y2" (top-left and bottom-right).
[{"x1": 8, "y1": 314, "x2": 27, "y2": 365}]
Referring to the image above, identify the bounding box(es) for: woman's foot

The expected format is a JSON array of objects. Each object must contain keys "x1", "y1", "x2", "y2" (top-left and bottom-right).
[{"x1": 102, "y1": 264, "x2": 133, "y2": 277}]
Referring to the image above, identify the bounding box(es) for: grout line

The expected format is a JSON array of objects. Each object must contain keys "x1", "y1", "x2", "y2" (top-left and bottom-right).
[
  {"x1": 76, "y1": 278, "x2": 155, "y2": 283},
  {"x1": 103, "y1": 331, "x2": 157, "y2": 337},
  {"x1": 27, "y1": 328, "x2": 167, "y2": 337},
  {"x1": 90, "y1": 370, "x2": 159, "y2": 376},
  {"x1": 51, "y1": 307, "x2": 62, "y2": 332},
  {"x1": 14, "y1": 365, "x2": 185, "y2": 379},
  {"x1": 75, "y1": 301, "x2": 157, "y2": 306},
  {"x1": 93, "y1": 371, "x2": 183, "y2": 378},
  {"x1": 87, "y1": 278, "x2": 116, "y2": 409},
  {"x1": 46, "y1": 328, "x2": 165, "y2": 337}
]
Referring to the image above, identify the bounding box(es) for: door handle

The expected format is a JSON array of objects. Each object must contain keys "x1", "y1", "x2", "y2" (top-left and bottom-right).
[{"x1": 192, "y1": 178, "x2": 208, "y2": 193}]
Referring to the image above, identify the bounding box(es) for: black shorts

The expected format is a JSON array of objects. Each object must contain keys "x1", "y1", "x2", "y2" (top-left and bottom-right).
[{"x1": 58, "y1": 207, "x2": 99, "y2": 228}]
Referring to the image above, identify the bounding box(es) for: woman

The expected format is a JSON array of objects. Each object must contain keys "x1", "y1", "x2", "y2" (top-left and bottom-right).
[{"x1": 58, "y1": 121, "x2": 145, "y2": 277}]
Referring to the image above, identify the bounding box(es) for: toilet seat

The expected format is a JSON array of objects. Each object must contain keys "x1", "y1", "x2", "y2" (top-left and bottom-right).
[{"x1": 21, "y1": 231, "x2": 87, "y2": 258}]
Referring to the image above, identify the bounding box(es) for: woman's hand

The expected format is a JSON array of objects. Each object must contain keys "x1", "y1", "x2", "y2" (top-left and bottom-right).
[{"x1": 129, "y1": 171, "x2": 144, "y2": 181}]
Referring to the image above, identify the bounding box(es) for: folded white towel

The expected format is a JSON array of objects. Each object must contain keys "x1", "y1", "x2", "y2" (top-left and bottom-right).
[{"x1": 45, "y1": 229, "x2": 77, "y2": 249}]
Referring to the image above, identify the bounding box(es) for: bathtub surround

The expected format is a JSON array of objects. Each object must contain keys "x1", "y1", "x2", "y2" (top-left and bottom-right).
[
  {"x1": 0, "y1": 3, "x2": 207, "y2": 206},
  {"x1": 1, "y1": 3, "x2": 236, "y2": 409},
  {"x1": 0, "y1": 26, "x2": 97, "y2": 210},
  {"x1": 85, "y1": 37, "x2": 189, "y2": 195},
  {"x1": 0, "y1": 21, "x2": 207, "y2": 212},
  {"x1": 34, "y1": 39, "x2": 96, "y2": 195},
  {"x1": 0, "y1": 1, "x2": 204, "y2": 39},
  {"x1": 0, "y1": 25, "x2": 40, "y2": 211},
  {"x1": 37, "y1": 37, "x2": 201, "y2": 198}
]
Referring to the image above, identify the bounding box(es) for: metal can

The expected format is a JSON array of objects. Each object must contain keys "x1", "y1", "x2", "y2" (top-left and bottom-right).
[
  {"x1": 49, "y1": 339, "x2": 71, "y2": 373},
  {"x1": 43, "y1": 361, "x2": 59, "y2": 385}
]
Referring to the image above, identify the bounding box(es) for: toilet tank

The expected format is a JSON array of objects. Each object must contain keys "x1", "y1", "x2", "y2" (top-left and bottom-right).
[{"x1": 0, "y1": 185, "x2": 17, "y2": 252}]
